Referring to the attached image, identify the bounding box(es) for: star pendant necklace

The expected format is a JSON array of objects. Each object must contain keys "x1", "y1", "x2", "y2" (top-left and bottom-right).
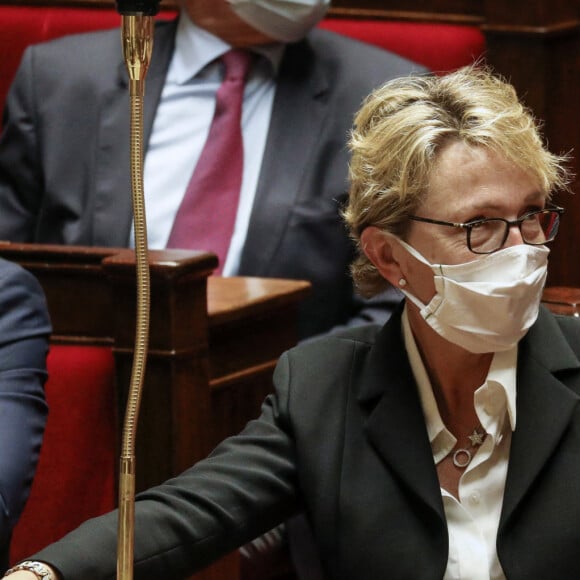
[{"x1": 452, "y1": 427, "x2": 487, "y2": 468}]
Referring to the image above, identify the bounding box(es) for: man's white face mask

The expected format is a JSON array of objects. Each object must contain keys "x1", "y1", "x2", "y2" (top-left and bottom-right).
[
  {"x1": 397, "y1": 239, "x2": 549, "y2": 354},
  {"x1": 227, "y1": 0, "x2": 330, "y2": 42}
]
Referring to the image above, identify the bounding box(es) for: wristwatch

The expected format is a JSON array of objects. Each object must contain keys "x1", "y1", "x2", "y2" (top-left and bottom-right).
[{"x1": 4, "y1": 561, "x2": 54, "y2": 580}]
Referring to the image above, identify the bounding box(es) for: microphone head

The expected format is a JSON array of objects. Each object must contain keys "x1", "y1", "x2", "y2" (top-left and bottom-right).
[{"x1": 116, "y1": 0, "x2": 160, "y2": 16}]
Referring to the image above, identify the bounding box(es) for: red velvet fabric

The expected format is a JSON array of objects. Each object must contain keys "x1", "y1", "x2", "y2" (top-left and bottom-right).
[
  {"x1": 318, "y1": 18, "x2": 485, "y2": 73},
  {"x1": 9, "y1": 345, "x2": 117, "y2": 564}
]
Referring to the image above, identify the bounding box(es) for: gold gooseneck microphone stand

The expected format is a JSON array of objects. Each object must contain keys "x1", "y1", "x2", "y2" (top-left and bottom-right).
[{"x1": 115, "y1": 3, "x2": 158, "y2": 578}]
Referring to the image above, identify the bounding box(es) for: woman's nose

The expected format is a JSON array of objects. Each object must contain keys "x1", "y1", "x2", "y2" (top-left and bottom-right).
[{"x1": 504, "y1": 223, "x2": 525, "y2": 247}]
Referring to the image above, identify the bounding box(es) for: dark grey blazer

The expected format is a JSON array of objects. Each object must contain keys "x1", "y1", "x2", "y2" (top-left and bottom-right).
[
  {"x1": 0, "y1": 19, "x2": 425, "y2": 337},
  {"x1": 0, "y1": 258, "x2": 51, "y2": 574},
  {"x1": 34, "y1": 306, "x2": 580, "y2": 579}
]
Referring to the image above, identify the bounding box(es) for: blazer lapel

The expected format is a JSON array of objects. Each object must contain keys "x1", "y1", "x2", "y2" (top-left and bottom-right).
[
  {"x1": 93, "y1": 19, "x2": 177, "y2": 247},
  {"x1": 239, "y1": 38, "x2": 331, "y2": 275},
  {"x1": 358, "y1": 311, "x2": 446, "y2": 523},
  {"x1": 500, "y1": 308, "x2": 580, "y2": 529}
]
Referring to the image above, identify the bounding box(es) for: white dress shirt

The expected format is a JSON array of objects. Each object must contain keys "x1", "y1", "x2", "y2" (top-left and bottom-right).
[
  {"x1": 402, "y1": 307, "x2": 517, "y2": 580},
  {"x1": 133, "y1": 11, "x2": 284, "y2": 275}
]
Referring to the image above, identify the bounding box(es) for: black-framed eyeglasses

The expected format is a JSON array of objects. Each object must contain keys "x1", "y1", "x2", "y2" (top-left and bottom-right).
[{"x1": 408, "y1": 205, "x2": 564, "y2": 254}]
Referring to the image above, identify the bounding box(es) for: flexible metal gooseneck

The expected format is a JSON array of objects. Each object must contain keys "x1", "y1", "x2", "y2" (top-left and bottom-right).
[{"x1": 115, "y1": 5, "x2": 157, "y2": 578}]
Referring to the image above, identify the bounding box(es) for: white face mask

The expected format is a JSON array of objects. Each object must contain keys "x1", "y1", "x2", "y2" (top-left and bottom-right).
[
  {"x1": 398, "y1": 240, "x2": 549, "y2": 353},
  {"x1": 227, "y1": 0, "x2": 330, "y2": 42}
]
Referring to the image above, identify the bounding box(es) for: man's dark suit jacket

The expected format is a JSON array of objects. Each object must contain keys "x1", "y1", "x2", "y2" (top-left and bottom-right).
[
  {"x1": 0, "y1": 19, "x2": 425, "y2": 337},
  {"x1": 33, "y1": 306, "x2": 580, "y2": 579},
  {"x1": 0, "y1": 258, "x2": 51, "y2": 574}
]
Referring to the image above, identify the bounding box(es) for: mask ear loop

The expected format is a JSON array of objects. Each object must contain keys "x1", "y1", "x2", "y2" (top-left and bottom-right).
[{"x1": 396, "y1": 237, "x2": 435, "y2": 268}]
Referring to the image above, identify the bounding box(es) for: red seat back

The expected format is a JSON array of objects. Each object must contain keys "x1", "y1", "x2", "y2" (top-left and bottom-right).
[
  {"x1": 9, "y1": 345, "x2": 117, "y2": 564},
  {"x1": 318, "y1": 18, "x2": 485, "y2": 73}
]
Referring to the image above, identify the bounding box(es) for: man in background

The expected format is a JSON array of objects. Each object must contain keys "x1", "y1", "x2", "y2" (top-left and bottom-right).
[{"x1": 0, "y1": 0, "x2": 425, "y2": 339}]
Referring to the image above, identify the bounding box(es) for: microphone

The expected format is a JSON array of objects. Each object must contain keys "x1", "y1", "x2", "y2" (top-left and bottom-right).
[
  {"x1": 114, "y1": 0, "x2": 158, "y2": 578},
  {"x1": 116, "y1": 0, "x2": 159, "y2": 97}
]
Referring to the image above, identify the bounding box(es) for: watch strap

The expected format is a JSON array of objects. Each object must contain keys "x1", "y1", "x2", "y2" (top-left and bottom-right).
[{"x1": 4, "y1": 560, "x2": 54, "y2": 580}]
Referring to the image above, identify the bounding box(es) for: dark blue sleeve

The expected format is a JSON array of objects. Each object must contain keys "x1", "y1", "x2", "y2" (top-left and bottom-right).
[{"x1": 0, "y1": 258, "x2": 51, "y2": 552}]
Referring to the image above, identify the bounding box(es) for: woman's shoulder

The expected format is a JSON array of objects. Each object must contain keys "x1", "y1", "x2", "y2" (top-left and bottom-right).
[
  {"x1": 275, "y1": 324, "x2": 383, "y2": 401},
  {"x1": 291, "y1": 323, "x2": 381, "y2": 361},
  {"x1": 550, "y1": 311, "x2": 580, "y2": 346}
]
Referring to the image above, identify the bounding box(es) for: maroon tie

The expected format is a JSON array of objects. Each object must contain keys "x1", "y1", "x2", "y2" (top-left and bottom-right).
[{"x1": 167, "y1": 49, "x2": 252, "y2": 274}]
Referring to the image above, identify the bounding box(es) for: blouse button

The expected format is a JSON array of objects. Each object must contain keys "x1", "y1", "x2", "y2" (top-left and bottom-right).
[{"x1": 469, "y1": 491, "x2": 481, "y2": 505}]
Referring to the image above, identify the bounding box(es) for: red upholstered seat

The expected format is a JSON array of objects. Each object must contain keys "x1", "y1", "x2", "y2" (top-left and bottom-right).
[{"x1": 9, "y1": 345, "x2": 117, "y2": 564}]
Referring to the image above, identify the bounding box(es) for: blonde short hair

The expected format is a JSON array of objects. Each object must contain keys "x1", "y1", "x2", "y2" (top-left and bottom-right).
[{"x1": 343, "y1": 65, "x2": 572, "y2": 297}]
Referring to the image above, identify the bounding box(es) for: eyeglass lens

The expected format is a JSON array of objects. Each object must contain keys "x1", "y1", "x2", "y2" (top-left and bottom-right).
[{"x1": 468, "y1": 210, "x2": 560, "y2": 253}]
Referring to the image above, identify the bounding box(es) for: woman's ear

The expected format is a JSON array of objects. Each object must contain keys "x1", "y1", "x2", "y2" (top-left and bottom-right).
[{"x1": 360, "y1": 227, "x2": 403, "y2": 288}]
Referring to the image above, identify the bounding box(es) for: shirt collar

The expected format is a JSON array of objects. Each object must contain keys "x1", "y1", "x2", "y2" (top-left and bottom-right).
[
  {"x1": 169, "y1": 10, "x2": 285, "y2": 85},
  {"x1": 402, "y1": 306, "x2": 517, "y2": 461}
]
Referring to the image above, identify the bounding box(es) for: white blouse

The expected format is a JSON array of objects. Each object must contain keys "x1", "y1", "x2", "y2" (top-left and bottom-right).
[{"x1": 402, "y1": 307, "x2": 517, "y2": 580}]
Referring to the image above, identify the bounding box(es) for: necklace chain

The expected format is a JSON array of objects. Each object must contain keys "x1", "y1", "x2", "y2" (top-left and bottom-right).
[{"x1": 452, "y1": 426, "x2": 486, "y2": 468}]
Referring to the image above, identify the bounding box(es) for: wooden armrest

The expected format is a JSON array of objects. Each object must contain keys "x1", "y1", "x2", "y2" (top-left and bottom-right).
[{"x1": 542, "y1": 286, "x2": 580, "y2": 317}]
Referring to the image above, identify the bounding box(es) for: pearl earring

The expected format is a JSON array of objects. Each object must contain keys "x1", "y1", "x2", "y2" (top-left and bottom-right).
[{"x1": 399, "y1": 278, "x2": 407, "y2": 287}]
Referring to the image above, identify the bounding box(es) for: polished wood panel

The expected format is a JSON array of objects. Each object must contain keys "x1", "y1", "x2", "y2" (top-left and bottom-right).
[
  {"x1": 330, "y1": 0, "x2": 483, "y2": 24},
  {"x1": 208, "y1": 277, "x2": 310, "y2": 444},
  {"x1": 542, "y1": 286, "x2": 580, "y2": 317}
]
